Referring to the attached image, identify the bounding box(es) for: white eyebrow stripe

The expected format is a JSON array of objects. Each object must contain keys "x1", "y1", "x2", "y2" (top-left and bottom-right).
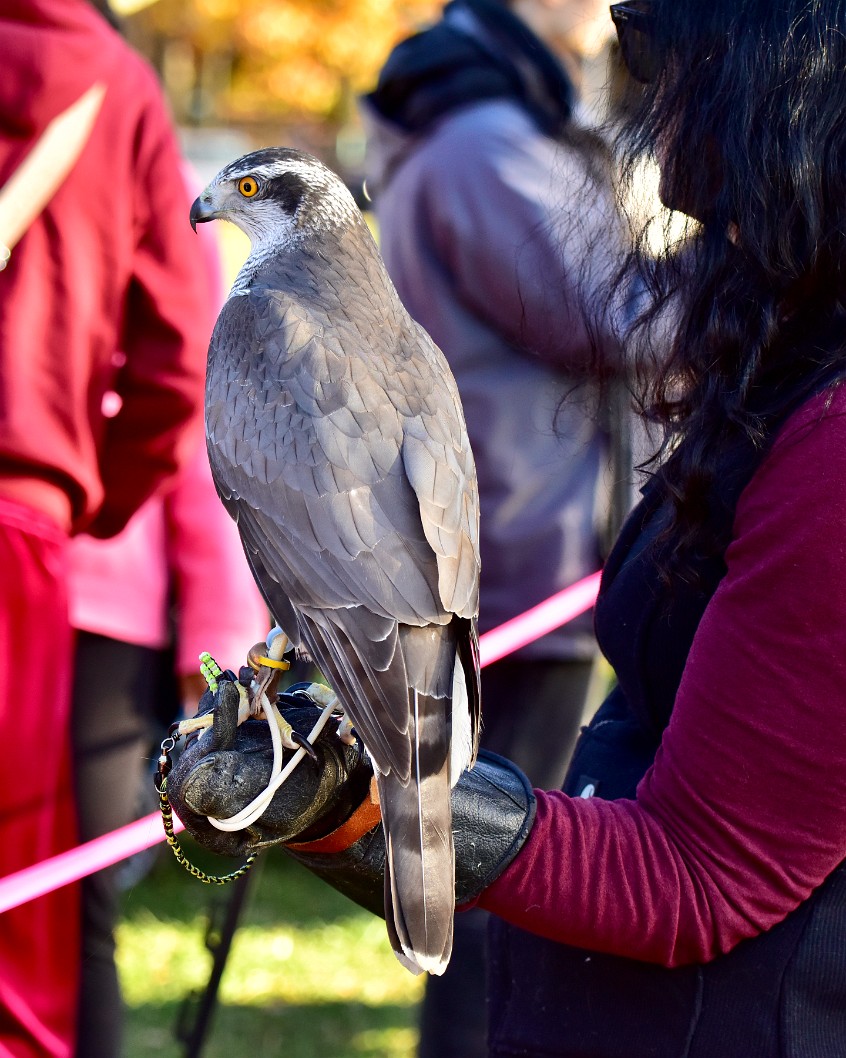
[{"x1": 220, "y1": 156, "x2": 330, "y2": 186}]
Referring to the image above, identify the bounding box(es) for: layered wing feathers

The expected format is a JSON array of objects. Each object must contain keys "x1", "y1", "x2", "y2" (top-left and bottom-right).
[
  {"x1": 206, "y1": 236, "x2": 480, "y2": 781},
  {"x1": 206, "y1": 218, "x2": 480, "y2": 973}
]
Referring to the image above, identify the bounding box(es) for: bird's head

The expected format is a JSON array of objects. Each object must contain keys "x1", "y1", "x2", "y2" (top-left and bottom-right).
[{"x1": 189, "y1": 147, "x2": 361, "y2": 249}]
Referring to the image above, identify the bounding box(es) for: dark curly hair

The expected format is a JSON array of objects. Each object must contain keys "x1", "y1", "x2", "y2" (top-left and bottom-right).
[{"x1": 615, "y1": 0, "x2": 846, "y2": 578}]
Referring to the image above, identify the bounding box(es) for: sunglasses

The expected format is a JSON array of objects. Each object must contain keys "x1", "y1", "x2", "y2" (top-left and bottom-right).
[{"x1": 610, "y1": 2, "x2": 660, "y2": 84}]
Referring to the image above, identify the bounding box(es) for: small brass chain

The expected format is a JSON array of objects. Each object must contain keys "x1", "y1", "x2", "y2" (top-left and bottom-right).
[{"x1": 156, "y1": 731, "x2": 259, "y2": 886}]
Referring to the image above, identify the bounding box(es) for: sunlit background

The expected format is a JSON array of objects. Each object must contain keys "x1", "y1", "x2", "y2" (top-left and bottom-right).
[
  {"x1": 119, "y1": 0, "x2": 439, "y2": 190},
  {"x1": 116, "y1": 0, "x2": 443, "y2": 288}
]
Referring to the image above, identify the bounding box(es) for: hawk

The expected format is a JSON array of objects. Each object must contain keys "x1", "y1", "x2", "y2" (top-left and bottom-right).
[{"x1": 189, "y1": 148, "x2": 481, "y2": 975}]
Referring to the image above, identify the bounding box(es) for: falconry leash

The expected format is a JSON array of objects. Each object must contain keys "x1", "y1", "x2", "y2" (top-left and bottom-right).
[{"x1": 156, "y1": 634, "x2": 347, "y2": 884}]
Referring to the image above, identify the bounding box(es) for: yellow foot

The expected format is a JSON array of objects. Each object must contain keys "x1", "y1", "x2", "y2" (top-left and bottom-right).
[
  {"x1": 237, "y1": 683, "x2": 252, "y2": 725},
  {"x1": 304, "y1": 683, "x2": 338, "y2": 710},
  {"x1": 178, "y1": 714, "x2": 214, "y2": 736},
  {"x1": 337, "y1": 714, "x2": 357, "y2": 746},
  {"x1": 269, "y1": 701, "x2": 299, "y2": 751}
]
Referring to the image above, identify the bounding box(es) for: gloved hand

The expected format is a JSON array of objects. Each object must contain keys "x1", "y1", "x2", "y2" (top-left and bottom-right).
[
  {"x1": 167, "y1": 675, "x2": 374, "y2": 854},
  {"x1": 167, "y1": 676, "x2": 536, "y2": 916}
]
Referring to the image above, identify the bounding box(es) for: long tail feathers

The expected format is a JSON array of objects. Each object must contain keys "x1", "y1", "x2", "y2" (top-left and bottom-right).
[{"x1": 378, "y1": 689, "x2": 455, "y2": 976}]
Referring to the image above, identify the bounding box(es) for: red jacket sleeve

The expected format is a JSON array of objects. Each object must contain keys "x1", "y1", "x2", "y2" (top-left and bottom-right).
[
  {"x1": 86, "y1": 77, "x2": 211, "y2": 538},
  {"x1": 479, "y1": 387, "x2": 846, "y2": 966}
]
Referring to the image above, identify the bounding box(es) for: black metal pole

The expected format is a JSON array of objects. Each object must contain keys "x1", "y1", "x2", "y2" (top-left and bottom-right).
[{"x1": 175, "y1": 858, "x2": 263, "y2": 1057}]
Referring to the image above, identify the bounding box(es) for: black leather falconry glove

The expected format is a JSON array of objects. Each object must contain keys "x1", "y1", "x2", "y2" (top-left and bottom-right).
[{"x1": 167, "y1": 677, "x2": 536, "y2": 917}]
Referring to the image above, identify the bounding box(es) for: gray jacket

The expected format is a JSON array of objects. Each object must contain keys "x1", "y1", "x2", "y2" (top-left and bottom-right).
[{"x1": 362, "y1": 95, "x2": 620, "y2": 660}]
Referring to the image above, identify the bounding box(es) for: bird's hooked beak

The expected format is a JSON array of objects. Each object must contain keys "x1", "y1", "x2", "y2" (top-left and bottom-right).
[{"x1": 189, "y1": 194, "x2": 223, "y2": 232}]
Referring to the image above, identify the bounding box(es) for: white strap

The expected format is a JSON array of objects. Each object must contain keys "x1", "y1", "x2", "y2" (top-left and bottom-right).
[{"x1": 0, "y1": 82, "x2": 106, "y2": 264}]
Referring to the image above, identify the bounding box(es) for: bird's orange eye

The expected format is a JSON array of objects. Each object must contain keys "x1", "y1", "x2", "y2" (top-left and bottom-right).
[{"x1": 238, "y1": 176, "x2": 259, "y2": 198}]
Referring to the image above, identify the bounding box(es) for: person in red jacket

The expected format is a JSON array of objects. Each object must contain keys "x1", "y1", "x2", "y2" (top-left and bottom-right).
[
  {"x1": 69, "y1": 440, "x2": 270, "y2": 1058},
  {"x1": 0, "y1": 2, "x2": 212, "y2": 1054}
]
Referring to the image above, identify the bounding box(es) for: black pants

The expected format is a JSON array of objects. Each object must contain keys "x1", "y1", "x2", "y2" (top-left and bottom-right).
[
  {"x1": 71, "y1": 632, "x2": 171, "y2": 1058},
  {"x1": 417, "y1": 656, "x2": 596, "y2": 1058}
]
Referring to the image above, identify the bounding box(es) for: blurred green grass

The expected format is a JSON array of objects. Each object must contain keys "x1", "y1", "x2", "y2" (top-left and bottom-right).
[{"x1": 117, "y1": 839, "x2": 423, "y2": 1058}]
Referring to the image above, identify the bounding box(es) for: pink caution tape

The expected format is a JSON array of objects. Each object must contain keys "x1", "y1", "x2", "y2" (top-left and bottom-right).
[
  {"x1": 478, "y1": 570, "x2": 602, "y2": 667},
  {"x1": 0, "y1": 811, "x2": 184, "y2": 914},
  {"x1": 0, "y1": 569, "x2": 602, "y2": 913}
]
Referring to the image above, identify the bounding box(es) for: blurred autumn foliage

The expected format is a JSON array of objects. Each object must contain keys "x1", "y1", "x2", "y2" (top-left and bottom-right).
[{"x1": 126, "y1": 0, "x2": 440, "y2": 130}]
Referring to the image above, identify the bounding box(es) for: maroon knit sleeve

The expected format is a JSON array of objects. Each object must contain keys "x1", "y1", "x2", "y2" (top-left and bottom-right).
[{"x1": 479, "y1": 385, "x2": 846, "y2": 966}]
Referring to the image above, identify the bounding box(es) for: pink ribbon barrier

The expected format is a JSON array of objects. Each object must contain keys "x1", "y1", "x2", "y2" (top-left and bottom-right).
[
  {"x1": 478, "y1": 570, "x2": 602, "y2": 667},
  {"x1": 0, "y1": 568, "x2": 602, "y2": 914},
  {"x1": 0, "y1": 813, "x2": 184, "y2": 915}
]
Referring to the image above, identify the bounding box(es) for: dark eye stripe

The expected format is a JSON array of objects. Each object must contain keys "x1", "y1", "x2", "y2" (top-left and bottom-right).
[{"x1": 265, "y1": 172, "x2": 308, "y2": 214}]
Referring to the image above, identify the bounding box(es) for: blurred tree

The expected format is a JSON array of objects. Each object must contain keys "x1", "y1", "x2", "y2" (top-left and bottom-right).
[{"x1": 126, "y1": 0, "x2": 440, "y2": 128}]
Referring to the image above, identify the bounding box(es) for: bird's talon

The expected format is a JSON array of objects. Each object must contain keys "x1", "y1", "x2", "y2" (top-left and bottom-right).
[
  {"x1": 291, "y1": 731, "x2": 320, "y2": 761},
  {"x1": 337, "y1": 714, "x2": 357, "y2": 745}
]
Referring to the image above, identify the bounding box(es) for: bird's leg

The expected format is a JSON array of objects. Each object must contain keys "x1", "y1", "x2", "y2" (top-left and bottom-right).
[
  {"x1": 176, "y1": 643, "x2": 330, "y2": 762},
  {"x1": 246, "y1": 630, "x2": 290, "y2": 715},
  {"x1": 243, "y1": 631, "x2": 319, "y2": 761}
]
